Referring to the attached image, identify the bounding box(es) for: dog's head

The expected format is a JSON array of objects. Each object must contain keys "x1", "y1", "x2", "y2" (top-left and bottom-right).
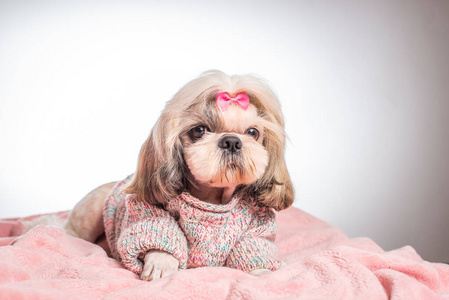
[{"x1": 125, "y1": 70, "x2": 294, "y2": 211}]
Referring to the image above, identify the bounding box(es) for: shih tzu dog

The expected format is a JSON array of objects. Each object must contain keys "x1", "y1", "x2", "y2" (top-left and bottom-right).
[{"x1": 61, "y1": 70, "x2": 294, "y2": 281}]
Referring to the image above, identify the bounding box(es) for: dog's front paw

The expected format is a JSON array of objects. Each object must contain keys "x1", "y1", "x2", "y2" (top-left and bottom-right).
[{"x1": 140, "y1": 250, "x2": 179, "y2": 281}]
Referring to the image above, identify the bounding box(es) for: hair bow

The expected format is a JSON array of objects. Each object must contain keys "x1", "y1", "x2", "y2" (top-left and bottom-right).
[{"x1": 216, "y1": 92, "x2": 250, "y2": 111}]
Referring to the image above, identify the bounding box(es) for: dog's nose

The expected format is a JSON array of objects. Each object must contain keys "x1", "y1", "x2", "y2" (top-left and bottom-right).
[{"x1": 218, "y1": 135, "x2": 242, "y2": 153}]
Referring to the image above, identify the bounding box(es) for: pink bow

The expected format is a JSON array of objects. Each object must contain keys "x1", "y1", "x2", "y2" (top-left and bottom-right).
[{"x1": 216, "y1": 92, "x2": 250, "y2": 111}]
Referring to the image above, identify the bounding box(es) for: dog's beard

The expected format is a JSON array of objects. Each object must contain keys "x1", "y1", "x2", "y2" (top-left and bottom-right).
[{"x1": 184, "y1": 134, "x2": 268, "y2": 187}]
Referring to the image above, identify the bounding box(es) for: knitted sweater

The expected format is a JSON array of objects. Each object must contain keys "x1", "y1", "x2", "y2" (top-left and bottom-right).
[{"x1": 103, "y1": 176, "x2": 284, "y2": 275}]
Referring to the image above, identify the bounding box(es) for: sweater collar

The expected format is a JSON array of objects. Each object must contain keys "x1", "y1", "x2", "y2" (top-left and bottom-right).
[{"x1": 179, "y1": 192, "x2": 239, "y2": 213}]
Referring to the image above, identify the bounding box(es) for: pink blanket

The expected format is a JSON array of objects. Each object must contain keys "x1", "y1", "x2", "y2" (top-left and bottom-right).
[{"x1": 1, "y1": 208, "x2": 448, "y2": 299}]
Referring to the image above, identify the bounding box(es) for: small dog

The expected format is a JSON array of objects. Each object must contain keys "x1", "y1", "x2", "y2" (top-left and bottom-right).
[{"x1": 62, "y1": 70, "x2": 294, "y2": 281}]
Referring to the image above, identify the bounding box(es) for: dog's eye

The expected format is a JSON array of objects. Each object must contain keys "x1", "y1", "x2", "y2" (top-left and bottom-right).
[
  {"x1": 246, "y1": 128, "x2": 260, "y2": 141},
  {"x1": 190, "y1": 125, "x2": 207, "y2": 140}
]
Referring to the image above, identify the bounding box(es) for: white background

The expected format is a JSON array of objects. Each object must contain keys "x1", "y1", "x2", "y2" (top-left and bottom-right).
[{"x1": 1, "y1": 0, "x2": 448, "y2": 263}]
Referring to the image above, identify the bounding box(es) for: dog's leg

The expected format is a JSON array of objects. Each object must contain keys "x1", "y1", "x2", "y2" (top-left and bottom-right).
[
  {"x1": 64, "y1": 182, "x2": 116, "y2": 243},
  {"x1": 140, "y1": 250, "x2": 180, "y2": 281}
]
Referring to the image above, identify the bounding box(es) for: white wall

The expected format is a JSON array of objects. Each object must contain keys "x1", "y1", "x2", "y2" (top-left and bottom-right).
[{"x1": 1, "y1": 0, "x2": 448, "y2": 263}]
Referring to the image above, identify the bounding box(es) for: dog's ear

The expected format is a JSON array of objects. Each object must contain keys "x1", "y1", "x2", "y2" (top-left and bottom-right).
[
  {"x1": 124, "y1": 116, "x2": 185, "y2": 205},
  {"x1": 233, "y1": 79, "x2": 294, "y2": 211},
  {"x1": 246, "y1": 126, "x2": 294, "y2": 211}
]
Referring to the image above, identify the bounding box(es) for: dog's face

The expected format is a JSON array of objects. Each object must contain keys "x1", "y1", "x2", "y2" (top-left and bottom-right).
[
  {"x1": 182, "y1": 103, "x2": 269, "y2": 187},
  {"x1": 125, "y1": 70, "x2": 294, "y2": 210}
]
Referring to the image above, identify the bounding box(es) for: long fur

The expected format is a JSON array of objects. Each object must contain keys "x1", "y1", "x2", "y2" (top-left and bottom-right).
[{"x1": 125, "y1": 70, "x2": 294, "y2": 211}]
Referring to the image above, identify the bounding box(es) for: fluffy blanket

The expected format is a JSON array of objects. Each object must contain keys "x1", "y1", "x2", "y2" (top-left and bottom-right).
[{"x1": 1, "y1": 208, "x2": 448, "y2": 299}]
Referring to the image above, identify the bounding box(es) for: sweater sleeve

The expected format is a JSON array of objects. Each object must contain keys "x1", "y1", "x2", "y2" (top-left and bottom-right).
[
  {"x1": 115, "y1": 197, "x2": 188, "y2": 275},
  {"x1": 225, "y1": 206, "x2": 284, "y2": 273}
]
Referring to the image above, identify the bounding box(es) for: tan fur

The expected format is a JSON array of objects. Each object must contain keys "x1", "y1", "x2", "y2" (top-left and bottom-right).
[
  {"x1": 25, "y1": 71, "x2": 294, "y2": 281},
  {"x1": 64, "y1": 182, "x2": 116, "y2": 243},
  {"x1": 125, "y1": 70, "x2": 294, "y2": 210},
  {"x1": 42, "y1": 70, "x2": 296, "y2": 281}
]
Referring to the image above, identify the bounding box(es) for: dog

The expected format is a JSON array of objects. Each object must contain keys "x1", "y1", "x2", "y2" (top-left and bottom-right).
[{"x1": 60, "y1": 70, "x2": 294, "y2": 281}]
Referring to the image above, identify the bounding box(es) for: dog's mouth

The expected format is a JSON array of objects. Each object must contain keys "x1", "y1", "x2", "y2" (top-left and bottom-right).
[
  {"x1": 191, "y1": 150, "x2": 262, "y2": 187},
  {"x1": 226, "y1": 162, "x2": 243, "y2": 174},
  {"x1": 221, "y1": 152, "x2": 243, "y2": 169},
  {"x1": 214, "y1": 153, "x2": 247, "y2": 183}
]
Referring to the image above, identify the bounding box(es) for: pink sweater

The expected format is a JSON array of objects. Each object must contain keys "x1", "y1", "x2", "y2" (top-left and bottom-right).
[{"x1": 103, "y1": 176, "x2": 284, "y2": 275}]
